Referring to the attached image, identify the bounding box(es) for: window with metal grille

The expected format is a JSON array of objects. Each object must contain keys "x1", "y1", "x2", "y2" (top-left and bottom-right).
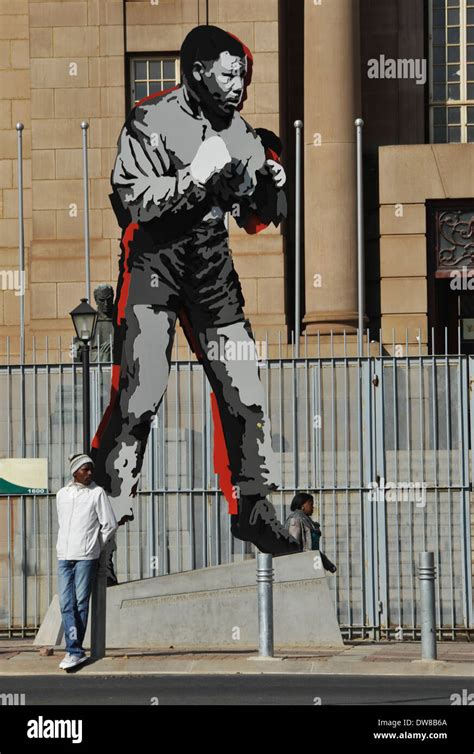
[
  {"x1": 429, "y1": 0, "x2": 474, "y2": 142},
  {"x1": 129, "y1": 56, "x2": 180, "y2": 107}
]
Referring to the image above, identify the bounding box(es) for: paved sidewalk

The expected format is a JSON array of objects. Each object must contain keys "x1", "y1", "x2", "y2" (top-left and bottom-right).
[{"x1": 0, "y1": 639, "x2": 473, "y2": 676}]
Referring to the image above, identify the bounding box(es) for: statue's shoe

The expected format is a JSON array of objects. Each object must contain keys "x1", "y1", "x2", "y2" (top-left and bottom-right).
[{"x1": 231, "y1": 496, "x2": 300, "y2": 555}]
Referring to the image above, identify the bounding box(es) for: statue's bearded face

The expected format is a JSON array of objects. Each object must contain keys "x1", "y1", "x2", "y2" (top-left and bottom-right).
[
  {"x1": 94, "y1": 289, "x2": 114, "y2": 317},
  {"x1": 195, "y1": 51, "x2": 246, "y2": 115}
]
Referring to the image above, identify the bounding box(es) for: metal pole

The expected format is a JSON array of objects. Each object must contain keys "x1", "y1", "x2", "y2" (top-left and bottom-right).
[
  {"x1": 16, "y1": 122, "x2": 27, "y2": 629},
  {"x1": 257, "y1": 552, "x2": 274, "y2": 657},
  {"x1": 82, "y1": 341, "x2": 90, "y2": 453},
  {"x1": 355, "y1": 118, "x2": 365, "y2": 357},
  {"x1": 81, "y1": 121, "x2": 91, "y2": 303},
  {"x1": 16, "y1": 122, "x2": 25, "y2": 364},
  {"x1": 294, "y1": 120, "x2": 303, "y2": 359},
  {"x1": 91, "y1": 550, "x2": 107, "y2": 659},
  {"x1": 84, "y1": 331, "x2": 106, "y2": 659},
  {"x1": 418, "y1": 551, "x2": 437, "y2": 660}
]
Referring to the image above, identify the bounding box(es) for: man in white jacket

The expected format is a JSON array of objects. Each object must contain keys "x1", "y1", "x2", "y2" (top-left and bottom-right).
[{"x1": 56, "y1": 453, "x2": 118, "y2": 670}]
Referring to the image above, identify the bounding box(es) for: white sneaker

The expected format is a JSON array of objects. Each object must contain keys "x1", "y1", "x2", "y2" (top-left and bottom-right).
[
  {"x1": 59, "y1": 653, "x2": 87, "y2": 670},
  {"x1": 59, "y1": 653, "x2": 73, "y2": 669}
]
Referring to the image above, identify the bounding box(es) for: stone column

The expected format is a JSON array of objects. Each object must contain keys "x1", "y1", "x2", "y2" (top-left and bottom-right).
[{"x1": 303, "y1": 0, "x2": 362, "y2": 336}]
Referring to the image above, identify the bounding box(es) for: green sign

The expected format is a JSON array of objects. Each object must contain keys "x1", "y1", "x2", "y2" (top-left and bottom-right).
[{"x1": 0, "y1": 459, "x2": 48, "y2": 495}]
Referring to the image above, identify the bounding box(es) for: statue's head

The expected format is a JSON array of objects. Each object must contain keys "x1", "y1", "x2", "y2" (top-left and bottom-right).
[
  {"x1": 93, "y1": 284, "x2": 114, "y2": 317},
  {"x1": 180, "y1": 25, "x2": 252, "y2": 118}
]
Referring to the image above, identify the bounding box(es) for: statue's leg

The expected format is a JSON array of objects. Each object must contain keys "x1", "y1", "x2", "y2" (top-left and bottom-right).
[
  {"x1": 195, "y1": 317, "x2": 299, "y2": 556},
  {"x1": 197, "y1": 319, "x2": 278, "y2": 496},
  {"x1": 176, "y1": 221, "x2": 298, "y2": 555},
  {"x1": 92, "y1": 303, "x2": 176, "y2": 521}
]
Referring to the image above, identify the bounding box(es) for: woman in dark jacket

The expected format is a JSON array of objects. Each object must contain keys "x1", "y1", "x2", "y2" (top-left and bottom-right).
[{"x1": 285, "y1": 493, "x2": 337, "y2": 572}]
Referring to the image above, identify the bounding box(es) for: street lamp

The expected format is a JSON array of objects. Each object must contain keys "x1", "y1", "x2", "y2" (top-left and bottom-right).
[
  {"x1": 70, "y1": 297, "x2": 105, "y2": 660},
  {"x1": 70, "y1": 298, "x2": 98, "y2": 453}
]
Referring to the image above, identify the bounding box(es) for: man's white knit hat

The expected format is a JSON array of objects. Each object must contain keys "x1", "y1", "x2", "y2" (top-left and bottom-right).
[{"x1": 69, "y1": 453, "x2": 94, "y2": 476}]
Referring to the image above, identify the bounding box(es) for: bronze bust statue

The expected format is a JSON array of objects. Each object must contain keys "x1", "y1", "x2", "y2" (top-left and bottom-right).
[{"x1": 74, "y1": 284, "x2": 114, "y2": 363}]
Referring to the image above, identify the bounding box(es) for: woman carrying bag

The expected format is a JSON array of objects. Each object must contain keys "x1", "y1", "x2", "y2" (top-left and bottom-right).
[{"x1": 285, "y1": 492, "x2": 337, "y2": 573}]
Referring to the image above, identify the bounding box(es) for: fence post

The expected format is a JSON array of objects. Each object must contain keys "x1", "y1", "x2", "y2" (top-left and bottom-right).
[
  {"x1": 90, "y1": 550, "x2": 107, "y2": 659},
  {"x1": 418, "y1": 551, "x2": 437, "y2": 660}
]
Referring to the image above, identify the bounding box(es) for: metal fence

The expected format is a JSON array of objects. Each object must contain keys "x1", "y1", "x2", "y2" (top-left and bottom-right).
[{"x1": 0, "y1": 334, "x2": 473, "y2": 640}]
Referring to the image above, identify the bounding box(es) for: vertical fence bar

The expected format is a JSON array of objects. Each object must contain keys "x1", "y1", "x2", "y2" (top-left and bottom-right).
[
  {"x1": 201, "y1": 364, "x2": 207, "y2": 568},
  {"x1": 405, "y1": 338, "x2": 416, "y2": 633},
  {"x1": 7, "y1": 496, "x2": 12, "y2": 633},
  {"x1": 45, "y1": 364, "x2": 52, "y2": 605},
  {"x1": 159, "y1": 394, "x2": 167, "y2": 575},
  {"x1": 137, "y1": 493, "x2": 142, "y2": 580},
  {"x1": 147, "y1": 422, "x2": 155, "y2": 577},
  {"x1": 444, "y1": 350, "x2": 455, "y2": 637},
  {"x1": 33, "y1": 364, "x2": 38, "y2": 628},
  {"x1": 374, "y1": 354, "x2": 388, "y2": 636},
  {"x1": 205, "y1": 380, "x2": 212, "y2": 566},
  {"x1": 292, "y1": 341, "x2": 298, "y2": 491},
  {"x1": 357, "y1": 352, "x2": 365, "y2": 634},
  {"x1": 317, "y1": 355, "x2": 322, "y2": 501},
  {"x1": 431, "y1": 354, "x2": 442, "y2": 633},
  {"x1": 459, "y1": 355, "x2": 472, "y2": 628},
  {"x1": 278, "y1": 334, "x2": 284, "y2": 522},
  {"x1": 187, "y1": 361, "x2": 195, "y2": 570},
  {"x1": 392, "y1": 343, "x2": 402, "y2": 633},
  {"x1": 59, "y1": 363, "x2": 64, "y2": 487},
  {"x1": 343, "y1": 333, "x2": 350, "y2": 629},
  {"x1": 20, "y1": 373, "x2": 27, "y2": 633},
  {"x1": 366, "y1": 351, "x2": 378, "y2": 639},
  {"x1": 175, "y1": 336, "x2": 182, "y2": 572},
  {"x1": 419, "y1": 331, "x2": 427, "y2": 553},
  {"x1": 304, "y1": 348, "x2": 309, "y2": 491},
  {"x1": 72, "y1": 351, "x2": 77, "y2": 454},
  {"x1": 33, "y1": 493, "x2": 38, "y2": 629},
  {"x1": 330, "y1": 345, "x2": 336, "y2": 620},
  {"x1": 164, "y1": 382, "x2": 169, "y2": 574}
]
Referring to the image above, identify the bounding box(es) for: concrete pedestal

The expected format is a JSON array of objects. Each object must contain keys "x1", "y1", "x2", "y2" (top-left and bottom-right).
[{"x1": 34, "y1": 551, "x2": 343, "y2": 650}]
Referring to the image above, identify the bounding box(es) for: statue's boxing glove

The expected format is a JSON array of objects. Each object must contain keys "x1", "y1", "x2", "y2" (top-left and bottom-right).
[{"x1": 189, "y1": 136, "x2": 232, "y2": 185}]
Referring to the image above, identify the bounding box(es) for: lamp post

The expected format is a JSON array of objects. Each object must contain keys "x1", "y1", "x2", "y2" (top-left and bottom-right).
[
  {"x1": 70, "y1": 298, "x2": 106, "y2": 659},
  {"x1": 70, "y1": 298, "x2": 98, "y2": 453}
]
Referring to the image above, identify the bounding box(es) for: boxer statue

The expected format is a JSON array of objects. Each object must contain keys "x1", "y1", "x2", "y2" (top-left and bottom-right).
[{"x1": 91, "y1": 25, "x2": 299, "y2": 558}]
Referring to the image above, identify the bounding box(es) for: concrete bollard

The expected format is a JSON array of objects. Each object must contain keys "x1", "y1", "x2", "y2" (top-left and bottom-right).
[
  {"x1": 257, "y1": 553, "x2": 274, "y2": 657},
  {"x1": 418, "y1": 551, "x2": 437, "y2": 660}
]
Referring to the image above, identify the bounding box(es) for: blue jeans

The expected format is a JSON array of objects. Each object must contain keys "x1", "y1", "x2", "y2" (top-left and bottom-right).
[{"x1": 57, "y1": 559, "x2": 99, "y2": 656}]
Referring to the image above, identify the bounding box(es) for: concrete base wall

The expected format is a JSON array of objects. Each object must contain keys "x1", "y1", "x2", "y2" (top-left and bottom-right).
[{"x1": 34, "y1": 552, "x2": 343, "y2": 649}]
